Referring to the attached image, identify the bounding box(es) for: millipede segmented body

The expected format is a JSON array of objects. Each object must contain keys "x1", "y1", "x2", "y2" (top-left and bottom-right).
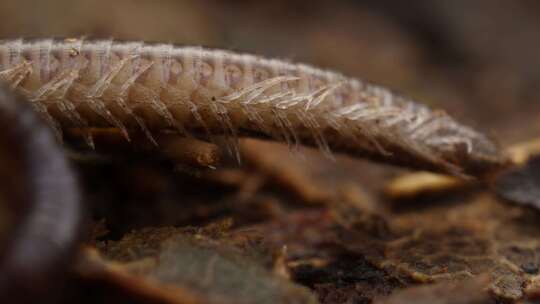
[{"x1": 0, "y1": 38, "x2": 506, "y2": 176}]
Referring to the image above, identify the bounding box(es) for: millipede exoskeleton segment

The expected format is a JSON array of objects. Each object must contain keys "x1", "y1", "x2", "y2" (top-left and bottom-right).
[
  {"x1": 0, "y1": 38, "x2": 507, "y2": 176},
  {"x1": 0, "y1": 84, "x2": 82, "y2": 302}
]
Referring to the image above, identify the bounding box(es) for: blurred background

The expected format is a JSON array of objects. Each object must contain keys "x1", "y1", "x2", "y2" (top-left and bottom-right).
[{"x1": 1, "y1": 0, "x2": 539, "y2": 145}]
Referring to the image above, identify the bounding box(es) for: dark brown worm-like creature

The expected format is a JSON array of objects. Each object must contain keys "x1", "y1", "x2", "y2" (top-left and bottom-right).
[
  {"x1": 0, "y1": 84, "x2": 82, "y2": 302},
  {"x1": 0, "y1": 38, "x2": 507, "y2": 176}
]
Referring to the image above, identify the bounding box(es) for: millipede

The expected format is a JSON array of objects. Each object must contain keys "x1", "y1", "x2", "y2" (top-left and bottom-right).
[{"x1": 0, "y1": 38, "x2": 506, "y2": 176}]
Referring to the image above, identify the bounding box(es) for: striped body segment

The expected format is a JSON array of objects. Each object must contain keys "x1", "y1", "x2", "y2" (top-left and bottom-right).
[{"x1": 0, "y1": 38, "x2": 505, "y2": 176}]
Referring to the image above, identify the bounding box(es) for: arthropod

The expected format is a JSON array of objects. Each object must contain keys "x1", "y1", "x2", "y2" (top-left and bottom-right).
[
  {"x1": 0, "y1": 38, "x2": 506, "y2": 176},
  {"x1": 0, "y1": 84, "x2": 82, "y2": 302}
]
